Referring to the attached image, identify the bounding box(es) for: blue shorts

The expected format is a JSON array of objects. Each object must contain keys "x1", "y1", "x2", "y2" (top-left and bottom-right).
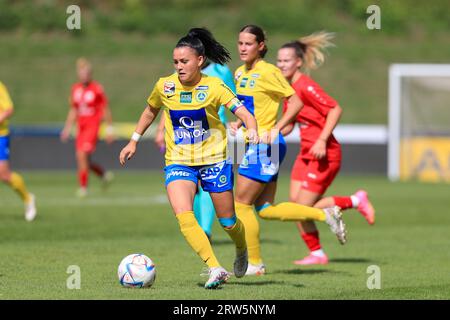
[
  {"x1": 238, "y1": 133, "x2": 287, "y2": 183},
  {"x1": 164, "y1": 160, "x2": 234, "y2": 193},
  {"x1": 0, "y1": 135, "x2": 10, "y2": 161}
]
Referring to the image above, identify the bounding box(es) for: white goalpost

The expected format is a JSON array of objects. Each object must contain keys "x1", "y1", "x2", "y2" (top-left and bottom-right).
[{"x1": 389, "y1": 64, "x2": 450, "y2": 182}]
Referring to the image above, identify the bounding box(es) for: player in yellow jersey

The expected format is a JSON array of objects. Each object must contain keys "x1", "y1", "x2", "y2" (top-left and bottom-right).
[
  {"x1": 119, "y1": 28, "x2": 258, "y2": 289},
  {"x1": 0, "y1": 81, "x2": 36, "y2": 221},
  {"x1": 230, "y1": 25, "x2": 347, "y2": 275}
]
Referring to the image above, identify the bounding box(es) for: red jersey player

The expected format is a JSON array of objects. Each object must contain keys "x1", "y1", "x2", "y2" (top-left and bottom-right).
[
  {"x1": 61, "y1": 58, "x2": 114, "y2": 197},
  {"x1": 277, "y1": 32, "x2": 375, "y2": 265}
]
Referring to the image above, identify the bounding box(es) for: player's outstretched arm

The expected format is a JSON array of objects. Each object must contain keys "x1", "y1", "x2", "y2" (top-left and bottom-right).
[
  {"x1": 119, "y1": 104, "x2": 160, "y2": 165},
  {"x1": 233, "y1": 106, "x2": 258, "y2": 144},
  {"x1": 274, "y1": 93, "x2": 303, "y2": 133}
]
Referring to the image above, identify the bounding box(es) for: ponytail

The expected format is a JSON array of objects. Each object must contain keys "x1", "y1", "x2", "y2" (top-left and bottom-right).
[
  {"x1": 281, "y1": 31, "x2": 335, "y2": 71},
  {"x1": 176, "y1": 27, "x2": 231, "y2": 65}
]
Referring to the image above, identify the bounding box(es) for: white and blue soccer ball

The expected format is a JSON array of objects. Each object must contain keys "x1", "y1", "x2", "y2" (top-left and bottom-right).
[{"x1": 118, "y1": 253, "x2": 156, "y2": 288}]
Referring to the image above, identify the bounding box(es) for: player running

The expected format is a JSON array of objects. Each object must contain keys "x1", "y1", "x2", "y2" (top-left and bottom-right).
[
  {"x1": 60, "y1": 58, "x2": 114, "y2": 197},
  {"x1": 0, "y1": 81, "x2": 36, "y2": 221},
  {"x1": 230, "y1": 25, "x2": 347, "y2": 276},
  {"x1": 277, "y1": 32, "x2": 376, "y2": 265},
  {"x1": 120, "y1": 28, "x2": 256, "y2": 289},
  {"x1": 154, "y1": 61, "x2": 236, "y2": 240}
]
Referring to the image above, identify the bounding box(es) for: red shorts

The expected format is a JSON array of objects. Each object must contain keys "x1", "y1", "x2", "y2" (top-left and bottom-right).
[
  {"x1": 76, "y1": 122, "x2": 100, "y2": 154},
  {"x1": 291, "y1": 157, "x2": 341, "y2": 195}
]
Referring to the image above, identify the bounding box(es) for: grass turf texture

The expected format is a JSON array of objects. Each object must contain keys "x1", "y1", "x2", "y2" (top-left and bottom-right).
[{"x1": 0, "y1": 171, "x2": 449, "y2": 299}]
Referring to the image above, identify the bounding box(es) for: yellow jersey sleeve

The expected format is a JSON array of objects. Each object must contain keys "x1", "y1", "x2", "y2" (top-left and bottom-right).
[
  {"x1": 218, "y1": 82, "x2": 238, "y2": 107},
  {"x1": 260, "y1": 68, "x2": 295, "y2": 99},
  {"x1": 146, "y1": 79, "x2": 163, "y2": 109},
  {"x1": 0, "y1": 82, "x2": 14, "y2": 111}
]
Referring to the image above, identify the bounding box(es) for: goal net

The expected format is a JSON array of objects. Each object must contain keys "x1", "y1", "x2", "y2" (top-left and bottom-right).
[{"x1": 389, "y1": 64, "x2": 450, "y2": 182}]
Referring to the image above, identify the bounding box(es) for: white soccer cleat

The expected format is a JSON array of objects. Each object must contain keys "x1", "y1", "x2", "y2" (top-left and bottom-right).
[
  {"x1": 245, "y1": 262, "x2": 266, "y2": 276},
  {"x1": 233, "y1": 249, "x2": 248, "y2": 278},
  {"x1": 24, "y1": 193, "x2": 37, "y2": 222},
  {"x1": 204, "y1": 266, "x2": 229, "y2": 289},
  {"x1": 102, "y1": 171, "x2": 114, "y2": 191},
  {"x1": 323, "y1": 206, "x2": 347, "y2": 245},
  {"x1": 77, "y1": 187, "x2": 88, "y2": 198}
]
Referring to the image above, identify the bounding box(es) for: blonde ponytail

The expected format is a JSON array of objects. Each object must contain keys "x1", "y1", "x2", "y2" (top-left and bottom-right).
[{"x1": 298, "y1": 31, "x2": 335, "y2": 70}]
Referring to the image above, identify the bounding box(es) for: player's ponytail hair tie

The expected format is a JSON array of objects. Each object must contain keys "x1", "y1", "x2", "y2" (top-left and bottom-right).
[
  {"x1": 281, "y1": 31, "x2": 335, "y2": 71},
  {"x1": 176, "y1": 27, "x2": 231, "y2": 65}
]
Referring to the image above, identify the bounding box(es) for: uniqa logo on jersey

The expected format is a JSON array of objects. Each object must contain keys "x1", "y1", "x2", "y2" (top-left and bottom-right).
[{"x1": 169, "y1": 109, "x2": 210, "y2": 145}]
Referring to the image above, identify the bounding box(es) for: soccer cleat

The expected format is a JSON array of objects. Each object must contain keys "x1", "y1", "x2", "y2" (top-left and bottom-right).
[
  {"x1": 24, "y1": 193, "x2": 37, "y2": 222},
  {"x1": 323, "y1": 206, "x2": 347, "y2": 245},
  {"x1": 102, "y1": 171, "x2": 114, "y2": 191},
  {"x1": 204, "y1": 266, "x2": 230, "y2": 289},
  {"x1": 77, "y1": 187, "x2": 88, "y2": 198},
  {"x1": 233, "y1": 249, "x2": 248, "y2": 278},
  {"x1": 354, "y1": 190, "x2": 375, "y2": 225},
  {"x1": 294, "y1": 253, "x2": 329, "y2": 265},
  {"x1": 245, "y1": 263, "x2": 266, "y2": 276}
]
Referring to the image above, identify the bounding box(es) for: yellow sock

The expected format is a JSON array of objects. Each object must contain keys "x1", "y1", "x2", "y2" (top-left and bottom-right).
[
  {"x1": 222, "y1": 218, "x2": 246, "y2": 254},
  {"x1": 176, "y1": 211, "x2": 220, "y2": 268},
  {"x1": 9, "y1": 172, "x2": 30, "y2": 203},
  {"x1": 257, "y1": 202, "x2": 326, "y2": 222},
  {"x1": 235, "y1": 202, "x2": 262, "y2": 265}
]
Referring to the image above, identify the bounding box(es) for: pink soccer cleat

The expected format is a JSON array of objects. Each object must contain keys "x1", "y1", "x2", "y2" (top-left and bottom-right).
[
  {"x1": 294, "y1": 253, "x2": 329, "y2": 265},
  {"x1": 354, "y1": 190, "x2": 375, "y2": 225}
]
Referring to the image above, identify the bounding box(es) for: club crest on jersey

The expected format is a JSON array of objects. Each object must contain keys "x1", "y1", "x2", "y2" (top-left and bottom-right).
[
  {"x1": 249, "y1": 80, "x2": 256, "y2": 89},
  {"x1": 240, "y1": 77, "x2": 249, "y2": 88},
  {"x1": 195, "y1": 91, "x2": 208, "y2": 103},
  {"x1": 169, "y1": 108, "x2": 210, "y2": 145},
  {"x1": 180, "y1": 91, "x2": 192, "y2": 104},
  {"x1": 164, "y1": 81, "x2": 176, "y2": 95}
]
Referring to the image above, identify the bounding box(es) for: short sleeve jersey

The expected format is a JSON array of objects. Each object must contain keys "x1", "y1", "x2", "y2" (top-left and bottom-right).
[
  {"x1": 0, "y1": 81, "x2": 14, "y2": 136},
  {"x1": 235, "y1": 60, "x2": 295, "y2": 135},
  {"x1": 70, "y1": 81, "x2": 107, "y2": 126},
  {"x1": 147, "y1": 73, "x2": 239, "y2": 166},
  {"x1": 283, "y1": 74, "x2": 341, "y2": 161}
]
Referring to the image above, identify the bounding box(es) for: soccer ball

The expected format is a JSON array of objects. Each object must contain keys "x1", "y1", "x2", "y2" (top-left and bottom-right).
[{"x1": 118, "y1": 253, "x2": 156, "y2": 288}]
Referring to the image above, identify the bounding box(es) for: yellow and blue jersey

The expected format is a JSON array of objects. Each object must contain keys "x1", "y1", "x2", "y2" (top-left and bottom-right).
[
  {"x1": 202, "y1": 63, "x2": 236, "y2": 124},
  {"x1": 147, "y1": 73, "x2": 241, "y2": 166},
  {"x1": 235, "y1": 60, "x2": 295, "y2": 135},
  {"x1": 0, "y1": 81, "x2": 14, "y2": 137}
]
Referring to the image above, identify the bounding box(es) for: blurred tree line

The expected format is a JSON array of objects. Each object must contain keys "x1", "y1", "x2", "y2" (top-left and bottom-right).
[{"x1": 0, "y1": 0, "x2": 449, "y2": 36}]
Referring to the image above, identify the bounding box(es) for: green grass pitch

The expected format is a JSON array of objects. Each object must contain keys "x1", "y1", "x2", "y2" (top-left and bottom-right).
[{"x1": 0, "y1": 171, "x2": 449, "y2": 299}]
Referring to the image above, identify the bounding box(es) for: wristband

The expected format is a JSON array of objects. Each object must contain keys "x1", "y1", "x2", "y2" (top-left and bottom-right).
[{"x1": 131, "y1": 132, "x2": 142, "y2": 142}]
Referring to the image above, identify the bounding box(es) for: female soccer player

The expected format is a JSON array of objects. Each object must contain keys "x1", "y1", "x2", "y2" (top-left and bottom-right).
[
  {"x1": 277, "y1": 32, "x2": 375, "y2": 265},
  {"x1": 0, "y1": 81, "x2": 36, "y2": 221},
  {"x1": 120, "y1": 28, "x2": 257, "y2": 289},
  {"x1": 61, "y1": 58, "x2": 114, "y2": 197},
  {"x1": 154, "y1": 61, "x2": 236, "y2": 240},
  {"x1": 231, "y1": 25, "x2": 347, "y2": 276}
]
